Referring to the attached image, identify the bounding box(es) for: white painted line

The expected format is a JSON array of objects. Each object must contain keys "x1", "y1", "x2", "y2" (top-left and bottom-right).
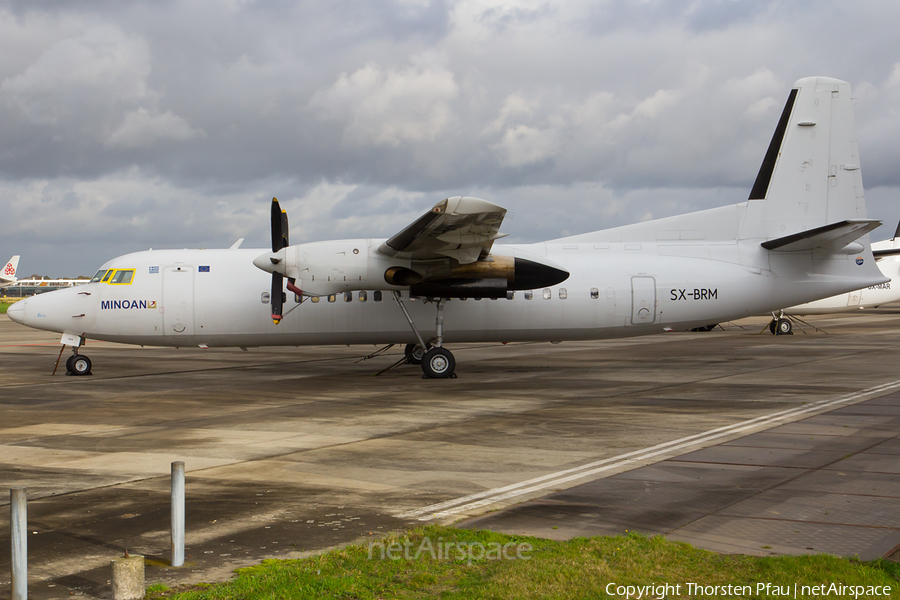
[{"x1": 398, "y1": 379, "x2": 900, "y2": 521}]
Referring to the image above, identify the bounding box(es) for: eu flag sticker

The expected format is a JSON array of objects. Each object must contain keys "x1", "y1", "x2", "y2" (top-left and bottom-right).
[{"x1": 199, "y1": 265, "x2": 210, "y2": 272}]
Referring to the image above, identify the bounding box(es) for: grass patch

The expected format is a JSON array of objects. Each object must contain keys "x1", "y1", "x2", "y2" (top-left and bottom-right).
[
  {"x1": 0, "y1": 299, "x2": 18, "y2": 314},
  {"x1": 152, "y1": 527, "x2": 898, "y2": 599}
]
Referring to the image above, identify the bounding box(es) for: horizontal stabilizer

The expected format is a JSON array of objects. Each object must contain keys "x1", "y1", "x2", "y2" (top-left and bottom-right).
[{"x1": 761, "y1": 219, "x2": 881, "y2": 252}]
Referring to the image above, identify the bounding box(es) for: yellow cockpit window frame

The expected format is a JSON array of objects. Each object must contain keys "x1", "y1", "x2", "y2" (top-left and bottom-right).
[
  {"x1": 100, "y1": 270, "x2": 114, "y2": 283},
  {"x1": 107, "y1": 269, "x2": 136, "y2": 285}
]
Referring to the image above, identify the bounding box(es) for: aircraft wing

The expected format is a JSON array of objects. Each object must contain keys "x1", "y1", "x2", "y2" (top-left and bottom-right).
[{"x1": 377, "y1": 196, "x2": 508, "y2": 264}]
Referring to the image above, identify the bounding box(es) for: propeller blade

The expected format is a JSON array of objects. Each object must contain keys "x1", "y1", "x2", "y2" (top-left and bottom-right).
[
  {"x1": 268, "y1": 197, "x2": 290, "y2": 324},
  {"x1": 272, "y1": 272, "x2": 284, "y2": 324},
  {"x1": 271, "y1": 197, "x2": 285, "y2": 252}
]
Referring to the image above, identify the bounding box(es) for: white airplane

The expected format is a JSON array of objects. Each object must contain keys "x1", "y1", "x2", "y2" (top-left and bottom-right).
[
  {"x1": 6, "y1": 76, "x2": 889, "y2": 378},
  {"x1": 762, "y1": 223, "x2": 900, "y2": 334},
  {"x1": 0, "y1": 255, "x2": 20, "y2": 288}
]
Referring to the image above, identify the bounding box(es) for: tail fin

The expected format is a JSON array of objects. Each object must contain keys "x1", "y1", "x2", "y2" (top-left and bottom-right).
[
  {"x1": 742, "y1": 77, "x2": 868, "y2": 241},
  {"x1": 1, "y1": 255, "x2": 19, "y2": 283}
]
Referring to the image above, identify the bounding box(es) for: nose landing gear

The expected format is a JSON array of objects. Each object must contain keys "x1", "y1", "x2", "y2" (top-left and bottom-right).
[
  {"x1": 65, "y1": 352, "x2": 93, "y2": 376},
  {"x1": 53, "y1": 333, "x2": 93, "y2": 376}
]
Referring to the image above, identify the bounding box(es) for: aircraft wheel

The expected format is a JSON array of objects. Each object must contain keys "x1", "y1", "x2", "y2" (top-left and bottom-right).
[
  {"x1": 65, "y1": 355, "x2": 77, "y2": 374},
  {"x1": 405, "y1": 343, "x2": 425, "y2": 365},
  {"x1": 776, "y1": 318, "x2": 792, "y2": 335},
  {"x1": 421, "y1": 347, "x2": 455, "y2": 379},
  {"x1": 768, "y1": 319, "x2": 777, "y2": 335},
  {"x1": 69, "y1": 355, "x2": 92, "y2": 376}
]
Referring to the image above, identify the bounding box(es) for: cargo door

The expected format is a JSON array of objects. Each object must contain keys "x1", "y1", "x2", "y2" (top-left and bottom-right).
[
  {"x1": 162, "y1": 266, "x2": 195, "y2": 336},
  {"x1": 630, "y1": 276, "x2": 657, "y2": 325}
]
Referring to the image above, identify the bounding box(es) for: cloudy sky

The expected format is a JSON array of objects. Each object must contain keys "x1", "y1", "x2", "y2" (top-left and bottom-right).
[{"x1": 2, "y1": 0, "x2": 899, "y2": 277}]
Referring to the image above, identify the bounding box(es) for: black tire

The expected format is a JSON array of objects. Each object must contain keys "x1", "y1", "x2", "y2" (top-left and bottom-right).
[
  {"x1": 776, "y1": 318, "x2": 792, "y2": 335},
  {"x1": 768, "y1": 319, "x2": 777, "y2": 335},
  {"x1": 405, "y1": 343, "x2": 425, "y2": 365},
  {"x1": 70, "y1": 355, "x2": 92, "y2": 376},
  {"x1": 421, "y1": 347, "x2": 455, "y2": 379},
  {"x1": 65, "y1": 355, "x2": 77, "y2": 374}
]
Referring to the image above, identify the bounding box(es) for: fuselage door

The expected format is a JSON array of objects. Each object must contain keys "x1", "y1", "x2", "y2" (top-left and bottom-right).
[
  {"x1": 163, "y1": 266, "x2": 195, "y2": 336},
  {"x1": 631, "y1": 276, "x2": 657, "y2": 325}
]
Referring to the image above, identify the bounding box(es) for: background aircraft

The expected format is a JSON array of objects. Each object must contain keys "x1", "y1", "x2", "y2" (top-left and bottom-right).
[
  {"x1": 0, "y1": 255, "x2": 19, "y2": 288},
  {"x1": 7, "y1": 77, "x2": 888, "y2": 378}
]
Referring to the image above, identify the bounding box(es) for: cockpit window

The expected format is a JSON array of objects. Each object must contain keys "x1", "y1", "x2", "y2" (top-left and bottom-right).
[
  {"x1": 108, "y1": 269, "x2": 135, "y2": 285},
  {"x1": 100, "y1": 270, "x2": 114, "y2": 283},
  {"x1": 90, "y1": 269, "x2": 109, "y2": 283}
]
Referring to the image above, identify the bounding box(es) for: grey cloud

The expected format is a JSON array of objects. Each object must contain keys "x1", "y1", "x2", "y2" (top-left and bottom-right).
[{"x1": 2, "y1": 0, "x2": 900, "y2": 276}]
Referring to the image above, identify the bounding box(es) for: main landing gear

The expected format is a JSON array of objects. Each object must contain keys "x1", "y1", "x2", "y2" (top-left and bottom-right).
[
  {"x1": 393, "y1": 292, "x2": 457, "y2": 379},
  {"x1": 766, "y1": 311, "x2": 793, "y2": 336}
]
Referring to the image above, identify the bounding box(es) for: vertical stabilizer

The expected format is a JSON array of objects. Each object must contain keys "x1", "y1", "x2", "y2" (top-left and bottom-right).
[
  {"x1": 742, "y1": 77, "x2": 866, "y2": 241},
  {"x1": 1, "y1": 255, "x2": 19, "y2": 284}
]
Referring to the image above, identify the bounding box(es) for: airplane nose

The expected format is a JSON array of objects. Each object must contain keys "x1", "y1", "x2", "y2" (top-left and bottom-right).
[{"x1": 6, "y1": 299, "x2": 25, "y2": 325}]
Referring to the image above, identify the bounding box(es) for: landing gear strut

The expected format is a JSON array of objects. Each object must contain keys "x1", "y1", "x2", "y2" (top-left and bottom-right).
[{"x1": 393, "y1": 292, "x2": 456, "y2": 378}]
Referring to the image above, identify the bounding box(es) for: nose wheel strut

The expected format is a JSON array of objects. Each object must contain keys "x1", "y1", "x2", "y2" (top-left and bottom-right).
[{"x1": 53, "y1": 335, "x2": 93, "y2": 376}]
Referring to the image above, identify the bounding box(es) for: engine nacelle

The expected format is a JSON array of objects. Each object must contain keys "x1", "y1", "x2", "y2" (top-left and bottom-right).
[
  {"x1": 256, "y1": 240, "x2": 568, "y2": 298},
  {"x1": 282, "y1": 240, "x2": 372, "y2": 296},
  {"x1": 390, "y1": 254, "x2": 569, "y2": 299}
]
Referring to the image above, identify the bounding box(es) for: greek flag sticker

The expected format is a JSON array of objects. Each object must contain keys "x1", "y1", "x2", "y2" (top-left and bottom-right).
[{"x1": 149, "y1": 266, "x2": 159, "y2": 274}]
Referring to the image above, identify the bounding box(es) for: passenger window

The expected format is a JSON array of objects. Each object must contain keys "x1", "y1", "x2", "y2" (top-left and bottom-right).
[
  {"x1": 311, "y1": 296, "x2": 320, "y2": 303},
  {"x1": 109, "y1": 269, "x2": 135, "y2": 285},
  {"x1": 559, "y1": 288, "x2": 567, "y2": 300},
  {"x1": 359, "y1": 291, "x2": 367, "y2": 302},
  {"x1": 543, "y1": 289, "x2": 551, "y2": 300},
  {"x1": 524, "y1": 290, "x2": 533, "y2": 300},
  {"x1": 344, "y1": 291, "x2": 353, "y2": 302},
  {"x1": 328, "y1": 295, "x2": 336, "y2": 303},
  {"x1": 374, "y1": 290, "x2": 382, "y2": 302},
  {"x1": 591, "y1": 288, "x2": 599, "y2": 299}
]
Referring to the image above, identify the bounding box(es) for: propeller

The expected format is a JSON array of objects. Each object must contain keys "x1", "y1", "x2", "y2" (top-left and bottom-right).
[{"x1": 270, "y1": 198, "x2": 288, "y2": 324}]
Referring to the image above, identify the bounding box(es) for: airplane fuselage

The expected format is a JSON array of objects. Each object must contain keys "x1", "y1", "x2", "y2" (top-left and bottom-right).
[{"x1": 10, "y1": 237, "x2": 879, "y2": 349}]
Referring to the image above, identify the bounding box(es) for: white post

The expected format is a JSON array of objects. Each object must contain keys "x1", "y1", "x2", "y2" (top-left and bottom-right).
[
  {"x1": 170, "y1": 461, "x2": 185, "y2": 567},
  {"x1": 10, "y1": 487, "x2": 27, "y2": 600}
]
